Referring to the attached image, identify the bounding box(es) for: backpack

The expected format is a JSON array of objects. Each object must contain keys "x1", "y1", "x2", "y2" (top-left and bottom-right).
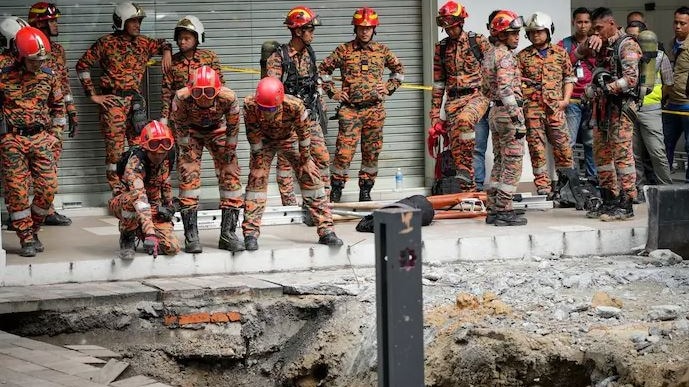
[
  {"x1": 116, "y1": 145, "x2": 176, "y2": 184},
  {"x1": 439, "y1": 31, "x2": 483, "y2": 81}
]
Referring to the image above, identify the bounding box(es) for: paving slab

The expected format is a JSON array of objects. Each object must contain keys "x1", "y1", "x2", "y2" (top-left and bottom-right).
[{"x1": 109, "y1": 375, "x2": 159, "y2": 387}]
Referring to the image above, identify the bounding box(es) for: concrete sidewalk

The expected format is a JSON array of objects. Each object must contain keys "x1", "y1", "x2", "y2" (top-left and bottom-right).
[{"x1": 0, "y1": 204, "x2": 648, "y2": 287}]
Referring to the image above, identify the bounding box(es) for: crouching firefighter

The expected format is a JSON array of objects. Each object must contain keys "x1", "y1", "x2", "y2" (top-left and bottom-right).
[
  {"x1": 242, "y1": 77, "x2": 343, "y2": 250},
  {"x1": 576, "y1": 7, "x2": 642, "y2": 221},
  {"x1": 109, "y1": 120, "x2": 181, "y2": 260},
  {"x1": 170, "y1": 66, "x2": 244, "y2": 253}
]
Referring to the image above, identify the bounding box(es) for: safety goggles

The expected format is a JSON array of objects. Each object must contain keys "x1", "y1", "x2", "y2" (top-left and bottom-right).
[
  {"x1": 507, "y1": 16, "x2": 525, "y2": 30},
  {"x1": 191, "y1": 86, "x2": 218, "y2": 99},
  {"x1": 145, "y1": 137, "x2": 174, "y2": 152},
  {"x1": 257, "y1": 105, "x2": 278, "y2": 113},
  {"x1": 436, "y1": 15, "x2": 462, "y2": 29}
]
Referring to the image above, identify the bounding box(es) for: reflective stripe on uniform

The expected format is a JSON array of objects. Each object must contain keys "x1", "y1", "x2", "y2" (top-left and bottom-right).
[
  {"x1": 226, "y1": 135, "x2": 238, "y2": 146},
  {"x1": 597, "y1": 163, "x2": 615, "y2": 172},
  {"x1": 10, "y1": 208, "x2": 31, "y2": 221},
  {"x1": 219, "y1": 189, "x2": 243, "y2": 199},
  {"x1": 299, "y1": 138, "x2": 311, "y2": 147},
  {"x1": 301, "y1": 187, "x2": 326, "y2": 199},
  {"x1": 459, "y1": 132, "x2": 475, "y2": 140},
  {"x1": 107, "y1": 163, "x2": 118, "y2": 172},
  {"x1": 497, "y1": 182, "x2": 518, "y2": 193},
  {"x1": 52, "y1": 117, "x2": 67, "y2": 126},
  {"x1": 277, "y1": 169, "x2": 293, "y2": 178},
  {"x1": 77, "y1": 71, "x2": 91, "y2": 80},
  {"x1": 390, "y1": 73, "x2": 405, "y2": 81},
  {"x1": 179, "y1": 189, "x2": 201, "y2": 198},
  {"x1": 134, "y1": 200, "x2": 150, "y2": 212},
  {"x1": 64, "y1": 94, "x2": 74, "y2": 103},
  {"x1": 533, "y1": 165, "x2": 548, "y2": 174},
  {"x1": 31, "y1": 204, "x2": 50, "y2": 216},
  {"x1": 331, "y1": 167, "x2": 348, "y2": 176},
  {"x1": 300, "y1": 110, "x2": 309, "y2": 122},
  {"x1": 360, "y1": 166, "x2": 378, "y2": 174},
  {"x1": 502, "y1": 95, "x2": 518, "y2": 107},
  {"x1": 321, "y1": 75, "x2": 332, "y2": 82},
  {"x1": 245, "y1": 191, "x2": 267, "y2": 200},
  {"x1": 177, "y1": 136, "x2": 190, "y2": 145},
  {"x1": 320, "y1": 167, "x2": 329, "y2": 176},
  {"x1": 433, "y1": 82, "x2": 445, "y2": 89},
  {"x1": 250, "y1": 143, "x2": 263, "y2": 152},
  {"x1": 619, "y1": 165, "x2": 636, "y2": 175},
  {"x1": 121, "y1": 210, "x2": 137, "y2": 219}
]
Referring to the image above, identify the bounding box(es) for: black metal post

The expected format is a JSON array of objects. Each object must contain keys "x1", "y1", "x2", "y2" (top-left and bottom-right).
[{"x1": 374, "y1": 207, "x2": 424, "y2": 387}]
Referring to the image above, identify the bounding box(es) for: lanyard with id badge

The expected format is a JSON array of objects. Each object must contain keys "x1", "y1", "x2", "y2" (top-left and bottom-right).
[{"x1": 575, "y1": 60, "x2": 585, "y2": 79}]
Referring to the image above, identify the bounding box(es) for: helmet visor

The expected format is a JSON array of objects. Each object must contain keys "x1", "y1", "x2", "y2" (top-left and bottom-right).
[
  {"x1": 146, "y1": 137, "x2": 173, "y2": 152},
  {"x1": 191, "y1": 86, "x2": 218, "y2": 99},
  {"x1": 258, "y1": 104, "x2": 278, "y2": 113},
  {"x1": 436, "y1": 15, "x2": 461, "y2": 28},
  {"x1": 508, "y1": 16, "x2": 525, "y2": 30}
]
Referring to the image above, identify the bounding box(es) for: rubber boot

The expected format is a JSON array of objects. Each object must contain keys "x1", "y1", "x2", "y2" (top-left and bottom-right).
[
  {"x1": 119, "y1": 230, "x2": 136, "y2": 260},
  {"x1": 19, "y1": 240, "x2": 37, "y2": 257},
  {"x1": 218, "y1": 208, "x2": 245, "y2": 252},
  {"x1": 33, "y1": 232, "x2": 44, "y2": 253},
  {"x1": 181, "y1": 209, "x2": 202, "y2": 253},
  {"x1": 330, "y1": 179, "x2": 344, "y2": 203},
  {"x1": 244, "y1": 235, "x2": 259, "y2": 251},
  {"x1": 318, "y1": 231, "x2": 343, "y2": 246},
  {"x1": 494, "y1": 210, "x2": 527, "y2": 226},
  {"x1": 43, "y1": 211, "x2": 72, "y2": 226},
  {"x1": 359, "y1": 180, "x2": 374, "y2": 202},
  {"x1": 600, "y1": 193, "x2": 634, "y2": 222},
  {"x1": 485, "y1": 187, "x2": 497, "y2": 224}
]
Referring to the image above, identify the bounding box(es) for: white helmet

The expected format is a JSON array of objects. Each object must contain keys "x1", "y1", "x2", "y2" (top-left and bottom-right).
[
  {"x1": 112, "y1": 2, "x2": 146, "y2": 31},
  {"x1": 525, "y1": 12, "x2": 554, "y2": 34},
  {"x1": 0, "y1": 17, "x2": 29, "y2": 50},
  {"x1": 174, "y1": 15, "x2": 205, "y2": 44}
]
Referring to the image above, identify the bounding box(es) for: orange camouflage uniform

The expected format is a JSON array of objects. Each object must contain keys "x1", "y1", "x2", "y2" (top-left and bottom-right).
[
  {"x1": 161, "y1": 49, "x2": 224, "y2": 122},
  {"x1": 266, "y1": 43, "x2": 330, "y2": 205},
  {"x1": 431, "y1": 32, "x2": 491, "y2": 191},
  {"x1": 0, "y1": 63, "x2": 64, "y2": 243},
  {"x1": 76, "y1": 33, "x2": 171, "y2": 192},
  {"x1": 319, "y1": 40, "x2": 404, "y2": 186},
  {"x1": 170, "y1": 86, "x2": 243, "y2": 211},
  {"x1": 517, "y1": 43, "x2": 576, "y2": 193},
  {"x1": 242, "y1": 94, "x2": 334, "y2": 240},
  {"x1": 108, "y1": 148, "x2": 180, "y2": 255}
]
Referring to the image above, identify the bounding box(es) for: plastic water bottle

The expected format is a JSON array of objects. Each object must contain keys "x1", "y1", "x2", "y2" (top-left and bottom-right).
[{"x1": 394, "y1": 168, "x2": 404, "y2": 192}]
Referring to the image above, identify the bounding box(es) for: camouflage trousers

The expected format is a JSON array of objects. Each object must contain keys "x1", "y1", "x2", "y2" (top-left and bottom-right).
[
  {"x1": 331, "y1": 103, "x2": 386, "y2": 183},
  {"x1": 276, "y1": 120, "x2": 330, "y2": 205},
  {"x1": 487, "y1": 107, "x2": 525, "y2": 212},
  {"x1": 524, "y1": 102, "x2": 573, "y2": 193},
  {"x1": 0, "y1": 131, "x2": 58, "y2": 243},
  {"x1": 176, "y1": 126, "x2": 243, "y2": 210},
  {"x1": 592, "y1": 107, "x2": 637, "y2": 199},
  {"x1": 47, "y1": 130, "x2": 64, "y2": 216},
  {"x1": 243, "y1": 135, "x2": 334, "y2": 239},
  {"x1": 445, "y1": 93, "x2": 489, "y2": 191},
  {"x1": 100, "y1": 95, "x2": 140, "y2": 193},
  {"x1": 108, "y1": 192, "x2": 181, "y2": 255}
]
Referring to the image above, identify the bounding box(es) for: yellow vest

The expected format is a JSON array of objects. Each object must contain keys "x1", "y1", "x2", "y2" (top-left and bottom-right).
[{"x1": 643, "y1": 51, "x2": 664, "y2": 106}]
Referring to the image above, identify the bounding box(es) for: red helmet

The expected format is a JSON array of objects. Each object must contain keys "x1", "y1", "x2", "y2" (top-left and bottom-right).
[
  {"x1": 255, "y1": 77, "x2": 285, "y2": 109},
  {"x1": 352, "y1": 7, "x2": 379, "y2": 27},
  {"x1": 15, "y1": 26, "x2": 50, "y2": 60},
  {"x1": 284, "y1": 6, "x2": 321, "y2": 29},
  {"x1": 190, "y1": 66, "x2": 221, "y2": 99},
  {"x1": 436, "y1": 1, "x2": 468, "y2": 28},
  {"x1": 28, "y1": 2, "x2": 61, "y2": 26},
  {"x1": 490, "y1": 10, "x2": 524, "y2": 34},
  {"x1": 140, "y1": 120, "x2": 174, "y2": 152}
]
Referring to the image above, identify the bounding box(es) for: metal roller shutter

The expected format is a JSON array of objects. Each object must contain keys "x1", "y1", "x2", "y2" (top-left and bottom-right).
[{"x1": 0, "y1": 0, "x2": 424, "y2": 208}]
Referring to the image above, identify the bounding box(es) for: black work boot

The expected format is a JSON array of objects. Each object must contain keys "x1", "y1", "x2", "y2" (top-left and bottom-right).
[
  {"x1": 219, "y1": 209, "x2": 245, "y2": 252},
  {"x1": 358, "y1": 180, "x2": 374, "y2": 202},
  {"x1": 33, "y1": 232, "x2": 44, "y2": 253},
  {"x1": 181, "y1": 208, "x2": 203, "y2": 253},
  {"x1": 485, "y1": 210, "x2": 497, "y2": 225},
  {"x1": 19, "y1": 240, "x2": 37, "y2": 257},
  {"x1": 244, "y1": 235, "x2": 259, "y2": 251},
  {"x1": 43, "y1": 211, "x2": 72, "y2": 226},
  {"x1": 119, "y1": 230, "x2": 136, "y2": 260},
  {"x1": 494, "y1": 210, "x2": 528, "y2": 226},
  {"x1": 586, "y1": 188, "x2": 617, "y2": 219},
  {"x1": 330, "y1": 179, "x2": 345, "y2": 203},
  {"x1": 600, "y1": 194, "x2": 634, "y2": 222},
  {"x1": 318, "y1": 231, "x2": 343, "y2": 246}
]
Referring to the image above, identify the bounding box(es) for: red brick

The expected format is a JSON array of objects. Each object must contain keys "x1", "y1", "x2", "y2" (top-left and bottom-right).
[
  {"x1": 178, "y1": 312, "x2": 211, "y2": 325},
  {"x1": 210, "y1": 312, "x2": 229, "y2": 323},
  {"x1": 163, "y1": 315, "x2": 178, "y2": 326},
  {"x1": 227, "y1": 311, "x2": 242, "y2": 322}
]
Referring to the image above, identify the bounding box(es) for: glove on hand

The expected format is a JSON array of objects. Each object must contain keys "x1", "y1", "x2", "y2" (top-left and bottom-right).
[{"x1": 143, "y1": 235, "x2": 159, "y2": 258}]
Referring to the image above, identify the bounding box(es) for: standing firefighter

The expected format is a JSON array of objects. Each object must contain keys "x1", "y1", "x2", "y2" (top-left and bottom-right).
[
  {"x1": 171, "y1": 66, "x2": 244, "y2": 253},
  {"x1": 76, "y1": 2, "x2": 171, "y2": 194},
  {"x1": 109, "y1": 120, "x2": 180, "y2": 260},
  {"x1": 319, "y1": 7, "x2": 404, "y2": 202},
  {"x1": 482, "y1": 10, "x2": 528, "y2": 226},
  {"x1": 431, "y1": 1, "x2": 490, "y2": 192},
  {"x1": 242, "y1": 77, "x2": 343, "y2": 250},
  {"x1": 0, "y1": 26, "x2": 64, "y2": 256},
  {"x1": 577, "y1": 7, "x2": 642, "y2": 220},
  {"x1": 265, "y1": 5, "x2": 330, "y2": 206},
  {"x1": 518, "y1": 12, "x2": 584, "y2": 207},
  {"x1": 161, "y1": 15, "x2": 223, "y2": 126},
  {"x1": 28, "y1": 2, "x2": 77, "y2": 226}
]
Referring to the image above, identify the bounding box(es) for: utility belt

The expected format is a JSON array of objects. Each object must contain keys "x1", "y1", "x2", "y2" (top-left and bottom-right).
[
  {"x1": 189, "y1": 123, "x2": 221, "y2": 132},
  {"x1": 342, "y1": 100, "x2": 381, "y2": 110},
  {"x1": 6, "y1": 123, "x2": 46, "y2": 136},
  {"x1": 492, "y1": 100, "x2": 524, "y2": 107},
  {"x1": 101, "y1": 88, "x2": 141, "y2": 98},
  {"x1": 446, "y1": 87, "x2": 478, "y2": 98}
]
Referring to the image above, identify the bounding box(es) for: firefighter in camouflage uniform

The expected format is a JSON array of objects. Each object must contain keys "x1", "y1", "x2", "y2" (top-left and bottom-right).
[
  {"x1": 76, "y1": 2, "x2": 171, "y2": 194},
  {"x1": 28, "y1": 2, "x2": 78, "y2": 226},
  {"x1": 318, "y1": 7, "x2": 405, "y2": 202},
  {"x1": 242, "y1": 77, "x2": 343, "y2": 251},
  {"x1": 265, "y1": 5, "x2": 330, "y2": 206},
  {"x1": 482, "y1": 10, "x2": 528, "y2": 226},
  {"x1": 517, "y1": 12, "x2": 584, "y2": 203},
  {"x1": 431, "y1": 1, "x2": 490, "y2": 192},
  {"x1": 161, "y1": 15, "x2": 223, "y2": 126},
  {"x1": 171, "y1": 66, "x2": 244, "y2": 253},
  {"x1": 109, "y1": 120, "x2": 180, "y2": 260},
  {"x1": 0, "y1": 26, "x2": 64, "y2": 256},
  {"x1": 576, "y1": 7, "x2": 641, "y2": 221}
]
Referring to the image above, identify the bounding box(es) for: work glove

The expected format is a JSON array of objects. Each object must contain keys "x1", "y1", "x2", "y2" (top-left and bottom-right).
[
  {"x1": 143, "y1": 235, "x2": 159, "y2": 258},
  {"x1": 156, "y1": 205, "x2": 176, "y2": 222},
  {"x1": 68, "y1": 112, "x2": 78, "y2": 138}
]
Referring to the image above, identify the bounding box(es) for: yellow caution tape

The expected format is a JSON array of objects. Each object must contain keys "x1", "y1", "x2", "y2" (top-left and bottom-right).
[{"x1": 662, "y1": 109, "x2": 689, "y2": 116}]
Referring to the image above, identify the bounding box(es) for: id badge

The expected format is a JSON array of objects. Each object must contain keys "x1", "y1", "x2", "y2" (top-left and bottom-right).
[
  {"x1": 361, "y1": 59, "x2": 369, "y2": 72},
  {"x1": 575, "y1": 63, "x2": 584, "y2": 79}
]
